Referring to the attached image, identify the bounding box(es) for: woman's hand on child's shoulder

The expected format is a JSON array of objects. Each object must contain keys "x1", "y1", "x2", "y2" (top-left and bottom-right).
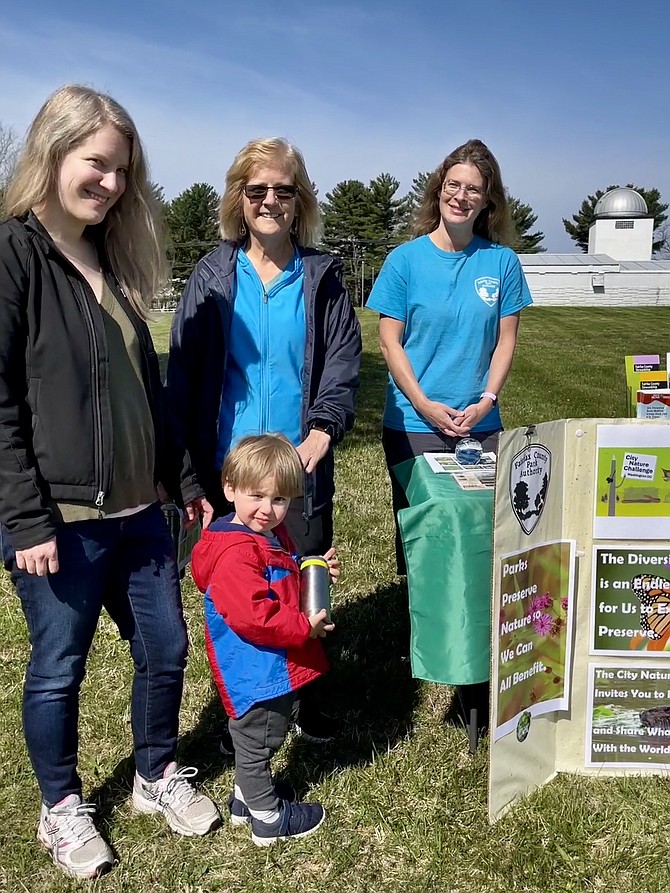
[{"x1": 324, "y1": 547, "x2": 340, "y2": 584}]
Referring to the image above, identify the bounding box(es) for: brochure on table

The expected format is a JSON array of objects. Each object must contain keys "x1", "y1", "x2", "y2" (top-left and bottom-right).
[
  {"x1": 423, "y1": 451, "x2": 496, "y2": 490},
  {"x1": 624, "y1": 353, "x2": 670, "y2": 418},
  {"x1": 489, "y1": 417, "x2": 670, "y2": 824}
]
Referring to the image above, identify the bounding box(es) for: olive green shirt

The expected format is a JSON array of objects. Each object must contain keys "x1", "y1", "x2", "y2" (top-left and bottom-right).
[{"x1": 54, "y1": 281, "x2": 156, "y2": 522}]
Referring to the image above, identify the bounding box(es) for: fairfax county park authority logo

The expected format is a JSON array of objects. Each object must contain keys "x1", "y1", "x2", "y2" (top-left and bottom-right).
[
  {"x1": 474, "y1": 277, "x2": 500, "y2": 305},
  {"x1": 509, "y1": 444, "x2": 551, "y2": 535}
]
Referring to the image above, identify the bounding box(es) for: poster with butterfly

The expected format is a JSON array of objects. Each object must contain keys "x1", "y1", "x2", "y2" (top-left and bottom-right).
[{"x1": 590, "y1": 546, "x2": 670, "y2": 655}]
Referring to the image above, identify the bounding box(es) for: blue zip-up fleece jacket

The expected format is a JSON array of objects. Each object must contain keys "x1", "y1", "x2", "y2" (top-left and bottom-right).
[
  {"x1": 166, "y1": 241, "x2": 362, "y2": 517},
  {"x1": 216, "y1": 248, "x2": 306, "y2": 462}
]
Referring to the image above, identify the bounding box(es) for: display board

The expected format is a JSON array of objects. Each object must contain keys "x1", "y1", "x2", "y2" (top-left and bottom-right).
[{"x1": 489, "y1": 418, "x2": 670, "y2": 823}]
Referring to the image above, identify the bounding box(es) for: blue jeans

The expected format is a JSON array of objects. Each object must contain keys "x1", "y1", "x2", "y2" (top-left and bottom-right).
[{"x1": 1, "y1": 502, "x2": 188, "y2": 806}]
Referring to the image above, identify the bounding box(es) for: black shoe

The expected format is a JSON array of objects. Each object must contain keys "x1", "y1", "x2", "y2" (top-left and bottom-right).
[
  {"x1": 292, "y1": 708, "x2": 339, "y2": 744},
  {"x1": 251, "y1": 800, "x2": 325, "y2": 847},
  {"x1": 228, "y1": 780, "x2": 296, "y2": 825}
]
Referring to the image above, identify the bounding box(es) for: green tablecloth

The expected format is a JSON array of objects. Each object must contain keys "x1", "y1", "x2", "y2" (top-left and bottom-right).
[{"x1": 395, "y1": 456, "x2": 493, "y2": 686}]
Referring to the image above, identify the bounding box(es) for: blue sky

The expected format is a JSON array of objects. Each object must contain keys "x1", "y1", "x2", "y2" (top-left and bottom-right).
[{"x1": 2, "y1": 0, "x2": 669, "y2": 251}]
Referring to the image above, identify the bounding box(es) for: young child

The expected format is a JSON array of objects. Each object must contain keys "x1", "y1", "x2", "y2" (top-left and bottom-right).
[{"x1": 191, "y1": 434, "x2": 338, "y2": 846}]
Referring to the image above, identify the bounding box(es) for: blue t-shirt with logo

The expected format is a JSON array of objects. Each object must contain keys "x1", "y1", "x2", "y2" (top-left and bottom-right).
[{"x1": 366, "y1": 234, "x2": 532, "y2": 433}]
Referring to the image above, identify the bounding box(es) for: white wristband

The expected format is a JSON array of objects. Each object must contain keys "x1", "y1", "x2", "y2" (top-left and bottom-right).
[{"x1": 480, "y1": 391, "x2": 497, "y2": 405}]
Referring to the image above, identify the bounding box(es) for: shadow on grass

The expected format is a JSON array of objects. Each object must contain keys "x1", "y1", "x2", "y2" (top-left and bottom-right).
[
  {"x1": 282, "y1": 576, "x2": 421, "y2": 793},
  {"x1": 176, "y1": 578, "x2": 420, "y2": 791},
  {"x1": 88, "y1": 578, "x2": 418, "y2": 815},
  {"x1": 88, "y1": 754, "x2": 136, "y2": 825}
]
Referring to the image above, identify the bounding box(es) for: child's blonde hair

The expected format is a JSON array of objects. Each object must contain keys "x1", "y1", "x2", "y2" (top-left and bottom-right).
[{"x1": 222, "y1": 434, "x2": 304, "y2": 498}]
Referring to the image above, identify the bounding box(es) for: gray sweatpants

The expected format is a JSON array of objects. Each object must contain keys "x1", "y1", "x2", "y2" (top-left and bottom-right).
[{"x1": 228, "y1": 692, "x2": 295, "y2": 811}]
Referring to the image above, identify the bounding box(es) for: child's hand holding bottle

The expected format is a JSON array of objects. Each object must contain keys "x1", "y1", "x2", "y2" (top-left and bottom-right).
[{"x1": 309, "y1": 609, "x2": 335, "y2": 638}]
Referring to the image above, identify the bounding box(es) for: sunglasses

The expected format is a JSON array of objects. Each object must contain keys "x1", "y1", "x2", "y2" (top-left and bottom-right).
[{"x1": 243, "y1": 184, "x2": 297, "y2": 201}]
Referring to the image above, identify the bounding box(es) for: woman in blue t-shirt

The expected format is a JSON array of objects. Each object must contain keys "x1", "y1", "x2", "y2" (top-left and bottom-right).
[{"x1": 367, "y1": 139, "x2": 533, "y2": 574}]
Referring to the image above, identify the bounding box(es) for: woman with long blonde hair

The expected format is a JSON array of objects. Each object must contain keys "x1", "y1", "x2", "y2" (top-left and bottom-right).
[{"x1": 0, "y1": 85, "x2": 219, "y2": 880}]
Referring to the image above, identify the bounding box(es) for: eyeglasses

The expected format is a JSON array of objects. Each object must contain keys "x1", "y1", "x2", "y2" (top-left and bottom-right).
[
  {"x1": 442, "y1": 180, "x2": 485, "y2": 200},
  {"x1": 243, "y1": 184, "x2": 297, "y2": 201}
]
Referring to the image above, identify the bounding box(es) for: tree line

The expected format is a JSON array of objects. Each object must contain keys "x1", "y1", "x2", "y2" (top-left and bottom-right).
[
  {"x1": 1, "y1": 119, "x2": 667, "y2": 304},
  {"x1": 156, "y1": 173, "x2": 546, "y2": 304}
]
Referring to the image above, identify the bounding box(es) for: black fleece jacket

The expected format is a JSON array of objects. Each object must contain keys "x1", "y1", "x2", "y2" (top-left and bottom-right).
[
  {"x1": 0, "y1": 213, "x2": 186, "y2": 550},
  {"x1": 165, "y1": 240, "x2": 362, "y2": 518}
]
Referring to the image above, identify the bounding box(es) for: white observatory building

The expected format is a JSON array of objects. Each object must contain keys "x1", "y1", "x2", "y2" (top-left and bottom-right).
[
  {"x1": 587, "y1": 187, "x2": 654, "y2": 261},
  {"x1": 520, "y1": 187, "x2": 670, "y2": 307}
]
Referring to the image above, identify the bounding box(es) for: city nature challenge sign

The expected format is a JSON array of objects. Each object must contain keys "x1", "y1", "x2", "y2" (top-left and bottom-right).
[{"x1": 594, "y1": 424, "x2": 670, "y2": 539}]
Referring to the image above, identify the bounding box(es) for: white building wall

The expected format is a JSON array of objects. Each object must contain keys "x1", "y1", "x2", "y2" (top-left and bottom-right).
[
  {"x1": 587, "y1": 218, "x2": 654, "y2": 260},
  {"x1": 522, "y1": 271, "x2": 670, "y2": 307}
]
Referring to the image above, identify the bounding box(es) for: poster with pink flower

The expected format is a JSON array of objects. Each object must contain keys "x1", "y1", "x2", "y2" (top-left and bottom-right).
[{"x1": 494, "y1": 539, "x2": 576, "y2": 741}]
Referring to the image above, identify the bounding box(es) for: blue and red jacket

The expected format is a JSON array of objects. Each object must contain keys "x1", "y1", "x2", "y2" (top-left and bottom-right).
[{"x1": 191, "y1": 515, "x2": 328, "y2": 719}]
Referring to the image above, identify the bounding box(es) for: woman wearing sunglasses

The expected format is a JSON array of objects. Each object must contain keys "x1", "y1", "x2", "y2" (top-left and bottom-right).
[
  {"x1": 166, "y1": 138, "x2": 361, "y2": 740},
  {"x1": 367, "y1": 139, "x2": 533, "y2": 575}
]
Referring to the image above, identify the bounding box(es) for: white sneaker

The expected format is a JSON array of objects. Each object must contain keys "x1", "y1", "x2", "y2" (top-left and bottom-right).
[
  {"x1": 37, "y1": 794, "x2": 114, "y2": 879},
  {"x1": 132, "y1": 762, "x2": 221, "y2": 836}
]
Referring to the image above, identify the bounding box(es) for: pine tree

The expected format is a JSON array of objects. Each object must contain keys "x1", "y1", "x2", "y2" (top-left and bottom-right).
[
  {"x1": 166, "y1": 183, "x2": 220, "y2": 279},
  {"x1": 507, "y1": 192, "x2": 545, "y2": 254},
  {"x1": 321, "y1": 175, "x2": 407, "y2": 304},
  {"x1": 149, "y1": 182, "x2": 172, "y2": 260},
  {"x1": 398, "y1": 171, "x2": 432, "y2": 237},
  {"x1": 366, "y1": 173, "x2": 405, "y2": 268},
  {"x1": 563, "y1": 185, "x2": 668, "y2": 253},
  {"x1": 320, "y1": 180, "x2": 373, "y2": 305}
]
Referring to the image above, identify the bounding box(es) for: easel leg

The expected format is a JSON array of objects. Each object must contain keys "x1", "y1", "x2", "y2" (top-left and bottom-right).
[{"x1": 456, "y1": 681, "x2": 490, "y2": 754}]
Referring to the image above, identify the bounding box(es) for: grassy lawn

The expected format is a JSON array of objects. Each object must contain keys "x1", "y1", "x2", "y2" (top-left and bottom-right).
[{"x1": 1, "y1": 307, "x2": 670, "y2": 892}]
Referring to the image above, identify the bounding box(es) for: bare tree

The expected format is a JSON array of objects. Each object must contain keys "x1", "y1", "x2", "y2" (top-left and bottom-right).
[
  {"x1": 0, "y1": 122, "x2": 20, "y2": 217},
  {"x1": 656, "y1": 223, "x2": 670, "y2": 258}
]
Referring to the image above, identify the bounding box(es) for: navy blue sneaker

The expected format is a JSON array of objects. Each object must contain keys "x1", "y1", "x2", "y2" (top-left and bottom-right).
[
  {"x1": 228, "y1": 781, "x2": 296, "y2": 826},
  {"x1": 251, "y1": 800, "x2": 325, "y2": 847}
]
